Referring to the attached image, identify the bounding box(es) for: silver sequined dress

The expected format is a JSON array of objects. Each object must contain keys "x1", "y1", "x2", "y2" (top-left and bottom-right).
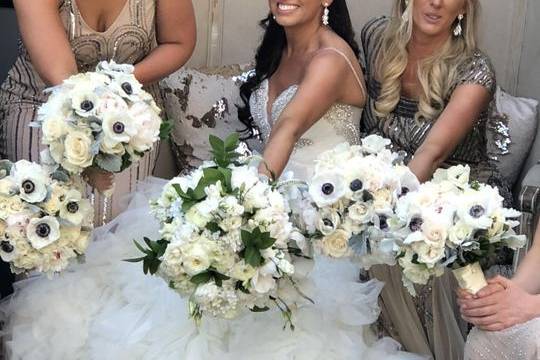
[{"x1": 360, "y1": 17, "x2": 513, "y2": 360}]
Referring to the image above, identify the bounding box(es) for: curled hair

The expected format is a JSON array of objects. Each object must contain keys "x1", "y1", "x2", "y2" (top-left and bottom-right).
[
  {"x1": 238, "y1": 0, "x2": 360, "y2": 139},
  {"x1": 375, "y1": 0, "x2": 480, "y2": 121}
]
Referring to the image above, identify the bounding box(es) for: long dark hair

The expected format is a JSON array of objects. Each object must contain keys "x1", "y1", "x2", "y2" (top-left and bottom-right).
[{"x1": 238, "y1": 0, "x2": 360, "y2": 139}]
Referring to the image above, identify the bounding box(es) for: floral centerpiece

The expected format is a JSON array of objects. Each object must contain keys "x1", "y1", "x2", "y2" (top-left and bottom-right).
[
  {"x1": 129, "y1": 134, "x2": 310, "y2": 328},
  {"x1": 0, "y1": 160, "x2": 93, "y2": 276},
  {"x1": 393, "y1": 165, "x2": 526, "y2": 295}
]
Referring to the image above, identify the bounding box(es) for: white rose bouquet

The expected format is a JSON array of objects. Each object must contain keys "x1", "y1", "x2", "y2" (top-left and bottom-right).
[
  {"x1": 32, "y1": 61, "x2": 170, "y2": 178},
  {"x1": 392, "y1": 165, "x2": 526, "y2": 295},
  {"x1": 0, "y1": 159, "x2": 93, "y2": 276},
  {"x1": 303, "y1": 135, "x2": 419, "y2": 264},
  {"x1": 128, "y1": 134, "x2": 310, "y2": 328}
]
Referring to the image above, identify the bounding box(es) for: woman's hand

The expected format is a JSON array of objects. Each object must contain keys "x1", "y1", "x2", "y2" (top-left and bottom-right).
[
  {"x1": 457, "y1": 276, "x2": 540, "y2": 331},
  {"x1": 83, "y1": 167, "x2": 115, "y2": 194}
]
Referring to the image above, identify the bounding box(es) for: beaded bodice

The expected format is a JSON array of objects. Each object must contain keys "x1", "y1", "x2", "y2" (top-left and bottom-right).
[{"x1": 250, "y1": 79, "x2": 362, "y2": 179}]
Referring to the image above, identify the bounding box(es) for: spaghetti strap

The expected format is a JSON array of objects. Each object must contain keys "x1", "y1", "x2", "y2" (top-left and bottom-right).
[{"x1": 315, "y1": 47, "x2": 366, "y2": 100}]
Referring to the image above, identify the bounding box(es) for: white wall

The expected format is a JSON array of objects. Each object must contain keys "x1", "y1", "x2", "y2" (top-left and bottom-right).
[{"x1": 190, "y1": 0, "x2": 528, "y2": 92}]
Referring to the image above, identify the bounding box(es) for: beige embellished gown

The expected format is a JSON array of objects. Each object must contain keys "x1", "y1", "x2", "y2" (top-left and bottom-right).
[
  {"x1": 360, "y1": 17, "x2": 513, "y2": 360},
  {"x1": 0, "y1": 0, "x2": 163, "y2": 225}
]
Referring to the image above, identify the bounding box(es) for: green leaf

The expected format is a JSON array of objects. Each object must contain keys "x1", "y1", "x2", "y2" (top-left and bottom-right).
[
  {"x1": 159, "y1": 120, "x2": 173, "y2": 140},
  {"x1": 256, "y1": 234, "x2": 276, "y2": 250},
  {"x1": 209, "y1": 135, "x2": 225, "y2": 153},
  {"x1": 218, "y1": 167, "x2": 233, "y2": 191},
  {"x1": 244, "y1": 246, "x2": 263, "y2": 267},
  {"x1": 224, "y1": 133, "x2": 240, "y2": 151},
  {"x1": 123, "y1": 256, "x2": 147, "y2": 263},
  {"x1": 250, "y1": 306, "x2": 270, "y2": 312},
  {"x1": 172, "y1": 184, "x2": 189, "y2": 199},
  {"x1": 206, "y1": 222, "x2": 221, "y2": 233},
  {"x1": 143, "y1": 259, "x2": 150, "y2": 275},
  {"x1": 203, "y1": 168, "x2": 225, "y2": 185},
  {"x1": 241, "y1": 229, "x2": 253, "y2": 247},
  {"x1": 235, "y1": 281, "x2": 250, "y2": 294},
  {"x1": 95, "y1": 153, "x2": 122, "y2": 173},
  {"x1": 190, "y1": 271, "x2": 212, "y2": 285},
  {"x1": 133, "y1": 240, "x2": 151, "y2": 255}
]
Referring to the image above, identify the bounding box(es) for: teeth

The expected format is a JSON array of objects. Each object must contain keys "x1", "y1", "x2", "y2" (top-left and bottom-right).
[{"x1": 278, "y1": 3, "x2": 297, "y2": 11}]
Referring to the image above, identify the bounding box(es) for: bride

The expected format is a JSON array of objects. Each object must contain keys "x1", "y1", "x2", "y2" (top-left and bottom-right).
[{"x1": 1, "y1": 1, "x2": 423, "y2": 359}]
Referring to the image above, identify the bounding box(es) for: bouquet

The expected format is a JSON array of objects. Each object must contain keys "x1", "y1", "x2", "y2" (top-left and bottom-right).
[
  {"x1": 0, "y1": 159, "x2": 93, "y2": 276},
  {"x1": 33, "y1": 61, "x2": 169, "y2": 179},
  {"x1": 302, "y1": 135, "x2": 418, "y2": 264},
  {"x1": 393, "y1": 165, "x2": 526, "y2": 295},
  {"x1": 129, "y1": 135, "x2": 310, "y2": 328}
]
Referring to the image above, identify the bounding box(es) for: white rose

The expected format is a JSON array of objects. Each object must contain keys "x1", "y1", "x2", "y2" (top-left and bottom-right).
[
  {"x1": 183, "y1": 243, "x2": 211, "y2": 276},
  {"x1": 373, "y1": 188, "x2": 395, "y2": 212},
  {"x1": 448, "y1": 222, "x2": 473, "y2": 247},
  {"x1": 95, "y1": 93, "x2": 128, "y2": 116},
  {"x1": 127, "y1": 102, "x2": 161, "y2": 153},
  {"x1": 0, "y1": 178, "x2": 17, "y2": 196},
  {"x1": 348, "y1": 202, "x2": 373, "y2": 224},
  {"x1": 361, "y1": 135, "x2": 391, "y2": 154},
  {"x1": 411, "y1": 241, "x2": 445, "y2": 267},
  {"x1": 321, "y1": 229, "x2": 351, "y2": 258},
  {"x1": 42, "y1": 116, "x2": 68, "y2": 143},
  {"x1": 243, "y1": 182, "x2": 270, "y2": 210},
  {"x1": 219, "y1": 216, "x2": 242, "y2": 232},
  {"x1": 231, "y1": 166, "x2": 259, "y2": 190},
  {"x1": 316, "y1": 209, "x2": 341, "y2": 235},
  {"x1": 63, "y1": 130, "x2": 94, "y2": 173},
  {"x1": 251, "y1": 261, "x2": 277, "y2": 294},
  {"x1": 230, "y1": 260, "x2": 257, "y2": 282}
]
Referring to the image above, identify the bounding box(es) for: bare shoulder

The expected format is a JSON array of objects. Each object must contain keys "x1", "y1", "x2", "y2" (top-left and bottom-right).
[{"x1": 316, "y1": 29, "x2": 359, "y2": 64}]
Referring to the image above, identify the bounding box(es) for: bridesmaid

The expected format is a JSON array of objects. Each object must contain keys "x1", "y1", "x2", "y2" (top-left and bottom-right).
[
  {"x1": 360, "y1": 0, "x2": 512, "y2": 359},
  {"x1": 0, "y1": 0, "x2": 196, "y2": 224}
]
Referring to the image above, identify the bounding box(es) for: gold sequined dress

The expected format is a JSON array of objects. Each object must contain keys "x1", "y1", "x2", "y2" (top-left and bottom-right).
[
  {"x1": 360, "y1": 17, "x2": 513, "y2": 360},
  {"x1": 0, "y1": 0, "x2": 163, "y2": 224}
]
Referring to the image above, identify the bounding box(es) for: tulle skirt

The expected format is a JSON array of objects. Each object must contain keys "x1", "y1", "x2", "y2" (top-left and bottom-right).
[{"x1": 0, "y1": 178, "x2": 425, "y2": 360}]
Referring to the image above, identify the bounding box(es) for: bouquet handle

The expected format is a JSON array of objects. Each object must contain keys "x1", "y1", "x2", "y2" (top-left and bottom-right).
[{"x1": 452, "y1": 262, "x2": 488, "y2": 295}]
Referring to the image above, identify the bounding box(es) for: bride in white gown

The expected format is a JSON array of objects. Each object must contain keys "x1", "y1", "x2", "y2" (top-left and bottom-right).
[{"x1": 1, "y1": 1, "x2": 424, "y2": 359}]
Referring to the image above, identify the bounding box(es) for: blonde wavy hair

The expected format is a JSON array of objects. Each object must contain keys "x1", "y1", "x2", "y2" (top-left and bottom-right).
[{"x1": 375, "y1": 0, "x2": 480, "y2": 121}]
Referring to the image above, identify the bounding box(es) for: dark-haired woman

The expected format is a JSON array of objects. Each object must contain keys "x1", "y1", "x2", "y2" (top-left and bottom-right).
[{"x1": 0, "y1": 1, "x2": 422, "y2": 359}]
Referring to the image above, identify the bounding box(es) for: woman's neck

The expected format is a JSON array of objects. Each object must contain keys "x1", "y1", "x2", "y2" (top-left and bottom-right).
[
  {"x1": 408, "y1": 29, "x2": 450, "y2": 60},
  {"x1": 284, "y1": 20, "x2": 322, "y2": 58}
]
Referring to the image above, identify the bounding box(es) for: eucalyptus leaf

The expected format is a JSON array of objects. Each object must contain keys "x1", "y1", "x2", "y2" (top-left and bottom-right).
[{"x1": 95, "y1": 153, "x2": 122, "y2": 173}]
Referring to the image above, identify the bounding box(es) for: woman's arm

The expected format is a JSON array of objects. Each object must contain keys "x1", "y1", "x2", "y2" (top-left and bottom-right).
[
  {"x1": 458, "y1": 220, "x2": 540, "y2": 331},
  {"x1": 407, "y1": 84, "x2": 491, "y2": 182},
  {"x1": 260, "y1": 52, "x2": 357, "y2": 178},
  {"x1": 133, "y1": 0, "x2": 196, "y2": 85},
  {"x1": 13, "y1": 0, "x2": 78, "y2": 85}
]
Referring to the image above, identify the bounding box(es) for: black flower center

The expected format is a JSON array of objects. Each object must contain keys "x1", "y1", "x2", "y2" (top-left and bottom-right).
[
  {"x1": 323, "y1": 219, "x2": 334, "y2": 228},
  {"x1": 379, "y1": 215, "x2": 389, "y2": 231},
  {"x1": 22, "y1": 180, "x2": 35, "y2": 194},
  {"x1": 80, "y1": 100, "x2": 94, "y2": 112},
  {"x1": 409, "y1": 217, "x2": 423, "y2": 232},
  {"x1": 401, "y1": 187, "x2": 410, "y2": 196},
  {"x1": 121, "y1": 82, "x2": 133, "y2": 95},
  {"x1": 0, "y1": 241, "x2": 13, "y2": 253},
  {"x1": 350, "y1": 179, "x2": 363, "y2": 192},
  {"x1": 469, "y1": 205, "x2": 485, "y2": 218},
  {"x1": 67, "y1": 201, "x2": 79, "y2": 214},
  {"x1": 36, "y1": 223, "x2": 51, "y2": 238},
  {"x1": 113, "y1": 122, "x2": 125, "y2": 134},
  {"x1": 321, "y1": 183, "x2": 334, "y2": 195},
  {"x1": 362, "y1": 190, "x2": 374, "y2": 202}
]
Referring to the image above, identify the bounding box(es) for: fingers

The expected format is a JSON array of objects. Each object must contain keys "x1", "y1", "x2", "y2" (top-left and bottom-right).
[
  {"x1": 463, "y1": 314, "x2": 501, "y2": 327},
  {"x1": 460, "y1": 295, "x2": 499, "y2": 310},
  {"x1": 461, "y1": 304, "x2": 498, "y2": 318},
  {"x1": 476, "y1": 283, "x2": 505, "y2": 298},
  {"x1": 456, "y1": 288, "x2": 473, "y2": 300},
  {"x1": 478, "y1": 322, "x2": 509, "y2": 332},
  {"x1": 487, "y1": 276, "x2": 510, "y2": 288}
]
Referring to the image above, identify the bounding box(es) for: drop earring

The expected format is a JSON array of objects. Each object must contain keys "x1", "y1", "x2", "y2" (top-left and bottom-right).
[
  {"x1": 454, "y1": 14, "x2": 464, "y2": 37},
  {"x1": 322, "y1": 3, "x2": 329, "y2": 26}
]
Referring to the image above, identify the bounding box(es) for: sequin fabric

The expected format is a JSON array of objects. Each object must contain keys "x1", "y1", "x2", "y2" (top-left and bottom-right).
[
  {"x1": 250, "y1": 79, "x2": 361, "y2": 152},
  {"x1": 464, "y1": 318, "x2": 540, "y2": 359}
]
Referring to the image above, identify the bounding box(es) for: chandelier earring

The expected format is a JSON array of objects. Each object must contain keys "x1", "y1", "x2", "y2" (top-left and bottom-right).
[
  {"x1": 322, "y1": 3, "x2": 330, "y2": 26},
  {"x1": 454, "y1": 14, "x2": 464, "y2": 37}
]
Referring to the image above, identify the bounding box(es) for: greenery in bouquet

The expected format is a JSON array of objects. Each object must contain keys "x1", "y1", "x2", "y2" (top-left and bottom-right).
[
  {"x1": 0, "y1": 159, "x2": 93, "y2": 276},
  {"x1": 129, "y1": 134, "x2": 311, "y2": 329},
  {"x1": 32, "y1": 60, "x2": 171, "y2": 176}
]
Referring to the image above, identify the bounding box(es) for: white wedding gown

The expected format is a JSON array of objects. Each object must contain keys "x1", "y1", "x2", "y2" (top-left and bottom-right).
[{"x1": 0, "y1": 75, "x2": 424, "y2": 360}]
